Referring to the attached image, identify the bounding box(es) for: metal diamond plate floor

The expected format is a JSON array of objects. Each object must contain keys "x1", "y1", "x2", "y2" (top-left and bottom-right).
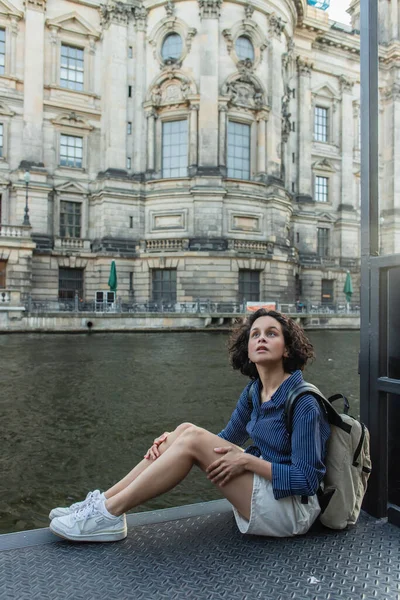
[{"x1": 0, "y1": 501, "x2": 399, "y2": 600}]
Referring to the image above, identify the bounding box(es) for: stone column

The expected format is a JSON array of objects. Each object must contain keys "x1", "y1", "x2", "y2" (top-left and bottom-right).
[
  {"x1": 9, "y1": 17, "x2": 19, "y2": 75},
  {"x1": 198, "y1": 0, "x2": 222, "y2": 172},
  {"x1": 340, "y1": 76, "x2": 355, "y2": 208},
  {"x1": 100, "y1": 2, "x2": 131, "y2": 171},
  {"x1": 88, "y1": 36, "x2": 96, "y2": 93},
  {"x1": 267, "y1": 16, "x2": 285, "y2": 180},
  {"x1": 189, "y1": 103, "x2": 199, "y2": 168},
  {"x1": 146, "y1": 109, "x2": 156, "y2": 172},
  {"x1": 297, "y1": 57, "x2": 313, "y2": 199},
  {"x1": 49, "y1": 26, "x2": 58, "y2": 85},
  {"x1": 218, "y1": 103, "x2": 227, "y2": 169},
  {"x1": 256, "y1": 112, "x2": 267, "y2": 176},
  {"x1": 133, "y1": 7, "x2": 147, "y2": 174},
  {"x1": 22, "y1": 0, "x2": 46, "y2": 163}
]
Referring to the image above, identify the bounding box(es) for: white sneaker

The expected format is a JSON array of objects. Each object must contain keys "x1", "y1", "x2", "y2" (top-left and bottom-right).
[
  {"x1": 49, "y1": 499, "x2": 127, "y2": 542},
  {"x1": 49, "y1": 490, "x2": 102, "y2": 520}
]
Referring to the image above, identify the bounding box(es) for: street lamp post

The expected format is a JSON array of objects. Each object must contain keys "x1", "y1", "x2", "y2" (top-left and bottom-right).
[{"x1": 23, "y1": 170, "x2": 31, "y2": 227}]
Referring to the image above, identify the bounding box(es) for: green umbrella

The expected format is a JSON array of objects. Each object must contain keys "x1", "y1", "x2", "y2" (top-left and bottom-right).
[
  {"x1": 343, "y1": 271, "x2": 353, "y2": 303},
  {"x1": 108, "y1": 260, "x2": 117, "y2": 292}
]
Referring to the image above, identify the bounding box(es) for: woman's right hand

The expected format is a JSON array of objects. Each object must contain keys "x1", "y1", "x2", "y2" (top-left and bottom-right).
[{"x1": 144, "y1": 432, "x2": 170, "y2": 461}]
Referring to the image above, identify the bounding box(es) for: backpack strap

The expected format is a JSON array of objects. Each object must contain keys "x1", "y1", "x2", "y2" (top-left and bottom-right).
[
  {"x1": 284, "y1": 382, "x2": 352, "y2": 435},
  {"x1": 247, "y1": 381, "x2": 257, "y2": 411}
]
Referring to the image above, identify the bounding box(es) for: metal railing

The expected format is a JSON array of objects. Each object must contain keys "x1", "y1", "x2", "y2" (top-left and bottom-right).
[{"x1": 23, "y1": 296, "x2": 361, "y2": 315}]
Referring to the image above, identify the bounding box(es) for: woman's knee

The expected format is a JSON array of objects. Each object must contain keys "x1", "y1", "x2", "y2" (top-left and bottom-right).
[
  {"x1": 174, "y1": 422, "x2": 195, "y2": 436},
  {"x1": 177, "y1": 424, "x2": 206, "y2": 448}
]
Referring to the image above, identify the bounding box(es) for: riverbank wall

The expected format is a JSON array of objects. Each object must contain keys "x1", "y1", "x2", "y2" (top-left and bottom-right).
[{"x1": 0, "y1": 309, "x2": 360, "y2": 332}]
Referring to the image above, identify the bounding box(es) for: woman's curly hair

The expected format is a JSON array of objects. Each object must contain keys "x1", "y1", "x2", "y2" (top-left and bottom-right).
[{"x1": 228, "y1": 309, "x2": 315, "y2": 378}]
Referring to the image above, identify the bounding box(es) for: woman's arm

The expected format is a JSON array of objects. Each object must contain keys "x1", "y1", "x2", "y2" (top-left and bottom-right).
[
  {"x1": 217, "y1": 382, "x2": 253, "y2": 446},
  {"x1": 271, "y1": 399, "x2": 329, "y2": 499}
]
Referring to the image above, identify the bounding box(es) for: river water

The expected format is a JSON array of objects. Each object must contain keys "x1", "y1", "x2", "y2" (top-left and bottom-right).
[{"x1": 1, "y1": 329, "x2": 360, "y2": 534}]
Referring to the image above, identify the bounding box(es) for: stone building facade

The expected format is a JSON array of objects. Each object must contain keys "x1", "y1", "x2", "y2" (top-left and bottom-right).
[{"x1": 0, "y1": 0, "x2": 396, "y2": 307}]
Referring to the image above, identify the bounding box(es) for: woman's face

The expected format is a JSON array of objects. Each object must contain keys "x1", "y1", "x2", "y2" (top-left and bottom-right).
[{"x1": 247, "y1": 315, "x2": 287, "y2": 367}]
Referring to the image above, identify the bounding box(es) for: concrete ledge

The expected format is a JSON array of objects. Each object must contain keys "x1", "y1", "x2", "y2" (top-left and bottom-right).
[{"x1": 0, "y1": 499, "x2": 231, "y2": 551}]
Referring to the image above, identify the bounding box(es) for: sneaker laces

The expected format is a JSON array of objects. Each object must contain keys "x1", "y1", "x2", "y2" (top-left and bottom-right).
[
  {"x1": 72, "y1": 498, "x2": 101, "y2": 523},
  {"x1": 70, "y1": 490, "x2": 100, "y2": 512}
]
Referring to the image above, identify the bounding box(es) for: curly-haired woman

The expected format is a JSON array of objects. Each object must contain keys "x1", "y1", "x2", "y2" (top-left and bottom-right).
[{"x1": 49, "y1": 309, "x2": 329, "y2": 542}]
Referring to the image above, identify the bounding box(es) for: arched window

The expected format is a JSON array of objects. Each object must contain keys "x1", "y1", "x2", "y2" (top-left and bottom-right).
[
  {"x1": 235, "y1": 36, "x2": 254, "y2": 62},
  {"x1": 161, "y1": 33, "x2": 183, "y2": 61}
]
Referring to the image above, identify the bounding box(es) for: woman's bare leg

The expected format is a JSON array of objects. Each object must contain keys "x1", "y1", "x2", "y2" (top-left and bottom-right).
[
  {"x1": 104, "y1": 423, "x2": 193, "y2": 499},
  {"x1": 105, "y1": 426, "x2": 254, "y2": 520}
]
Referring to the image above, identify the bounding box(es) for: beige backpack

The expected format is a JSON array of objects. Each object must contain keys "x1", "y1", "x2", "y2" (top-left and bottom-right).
[{"x1": 285, "y1": 383, "x2": 372, "y2": 530}]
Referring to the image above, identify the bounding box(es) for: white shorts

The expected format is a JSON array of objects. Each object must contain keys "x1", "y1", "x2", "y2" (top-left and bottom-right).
[{"x1": 232, "y1": 474, "x2": 321, "y2": 537}]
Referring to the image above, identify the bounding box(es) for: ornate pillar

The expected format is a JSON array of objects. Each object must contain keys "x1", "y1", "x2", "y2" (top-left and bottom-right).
[
  {"x1": 146, "y1": 109, "x2": 156, "y2": 172},
  {"x1": 198, "y1": 0, "x2": 222, "y2": 172},
  {"x1": 100, "y1": 1, "x2": 131, "y2": 171},
  {"x1": 189, "y1": 103, "x2": 199, "y2": 168},
  {"x1": 88, "y1": 36, "x2": 96, "y2": 93},
  {"x1": 297, "y1": 56, "x2": 313, "y2": 199},
  {"x1": 9, "y1": 17, "x2": 19, "y2": 75},
  {"x1": 49, "y1": 26, "x2": 58, "y2": 85},
  {"x1": 218, "y1": 103, "x2": 227, "y2": 169},
  {"x1": 256, "y1": 112, "x2": 268, "y2": 176},
  {"x1": 133, "y1": 6, "x2": 147, "y2": 174},
  {"x1": 340, "y1": 75, "x2": 355, "y2": 208},
  {"x1": 23, "y1": 0, "x2": 46, "y2": 163},
  {"x1": 267, "y1": 15, "x2": 285, "y2": 180}
]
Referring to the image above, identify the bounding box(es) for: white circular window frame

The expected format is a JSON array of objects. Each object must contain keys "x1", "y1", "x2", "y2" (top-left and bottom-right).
[{"x1": 149, "y1": 16, "x2": 197, "y2": 68}]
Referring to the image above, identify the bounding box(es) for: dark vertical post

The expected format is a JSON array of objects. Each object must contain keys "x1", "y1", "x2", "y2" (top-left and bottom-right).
[{"x1": 360, "y1": 0, "x2": 383, "y2": 516}]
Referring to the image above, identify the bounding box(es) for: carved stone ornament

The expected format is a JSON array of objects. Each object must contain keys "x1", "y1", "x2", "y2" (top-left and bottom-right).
[
  {"x1": 148, "y1": 74, "x2": 197, "y2": 107},
  {"x1": 281, "y1": 85, "x2": 291, "y2": 143},
  {"x1": 225, "y1": 77, "x2": 264, "y2": 109},
  {"x1": 296, "y1": 56, "x2": 313, "y2": 75},
  {"x1": 25, "y1": 0, "x2": 47, "y2": 10},
  {"x1": 165, "y1": 0, "x2": 175, "y2": 17},
  {"x1": 100, "y1": 1, "x2": 133, "y2": 27},
  {"x1": 134, "y1": 6, "x2": 148, "y2": 31},
  {"x1": 198, "y1": 0, "x2": 222, "y2": 19},
  {"x1": 222, "y1": 29, "x2": 233, "y2": 53},
  {"x1": 244, "y1": 3, "x2": 254, "y2": 19},
  {"x1": 383, "y1": 83, "x2": 400, "y2": 101},
  {"x1": 339, "y1": 75, "x2": 354, "y2": 93},
  {"x1": 269, "y1": 14, "x2": 285, "y2": 37}
]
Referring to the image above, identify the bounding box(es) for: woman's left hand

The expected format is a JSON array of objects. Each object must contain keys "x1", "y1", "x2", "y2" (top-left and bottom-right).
[{"x1": 206, "y1": 446, "x2": 246, "y2": 487}]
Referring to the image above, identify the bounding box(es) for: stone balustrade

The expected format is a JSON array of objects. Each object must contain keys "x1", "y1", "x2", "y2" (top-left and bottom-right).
[
  {"x1": 145, "y1": 239, "x2": 185, "y2": 252},
  {"x1": 54, "y1": 237, "x2": 91, "y2": 251},
  {"x1": 0, "y1": 224, "x2": 31, "y2": 238},
  {"x1": 233, "y1": 240, "x2": 274, "y2": 253}
]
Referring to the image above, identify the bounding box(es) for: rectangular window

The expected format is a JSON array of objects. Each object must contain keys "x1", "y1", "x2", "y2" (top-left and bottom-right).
[
  {"x1": 315, "y1": 176, "x2": 328, "y2": 202},
  {"x1": 0, "y1": 123, "x2": 3, "y2": 157},
  {"x1": 127, "y1": 157, "x2": 131, "y2": 169},
  {"x1": 58, "y1": 267, "x2": 84, "y2": 300},
  {"x1": 127, "y1": 122, "x2": 132, "y2": 135},
  {"x1": 314, "y1": 106, "x2": 328, "y2": 142},
  {"x1": 227, "y1": 121, "x2": 250, "y2": 180},
  {"x1": 60, "y1": 201, "x2": 81, "y2": 238},
  {"x1": 0, "y1": 259, "x2": 6, "y2": 288},
  {"x1": 60, "y1": 135, "x2": 83, "y2": 168},
  {"x1": 321, "y1": 279, "x2": 334, "y2": 304},
  {"x1": 128, "y1": 85, "x2": 132, "y2": 97},
  {"x1": 162, "y1": 120, "x2": 188, "y2": 178},
  {"x1": 238, "y1": 270, "x2": 260, "y2": 303},
  {"x1": 317, "y1": 227, "x2": 330, "y2": 258},
  {"x1": 129, "y1": 272, "x2": 133, "y2": 291},
  {"x1": 129, "y1": 216, "x2": 133, "y2": 228},
  {"x1": 60, "y1": 44, "x2": 84, "y2": 91},
  {"x1": 0, "y1": 29, "x2": 5, "y2": 75},
  {"x1": 151, "y1": 269, "x2": 177, "y2": 304},
  {"x1": 128, "y1": 46, "x2": 133, "y2": 58}
]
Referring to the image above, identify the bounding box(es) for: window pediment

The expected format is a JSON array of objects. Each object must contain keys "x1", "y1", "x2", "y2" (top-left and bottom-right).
[
  {"x1": 46, "y1": 11, "x2": 100, "y2": 39},
  {"x1": 147, "y1": 71, "x2": 198, "y2": 108},
  {"x1": 312, "y1": 83, "x2": 340, "y2": 101},
  {"x1": 313, "y1": 158, "x2": 336, "y2": 172},
  {"x1": 0, "y1": 100, "x2": 14, "y2": 116},
  {"x1": 316, "y1": 212, "x2": 336, "y2": 223},
  {"x1": 55, "y1": 180, "x2": 88, "y2": 195},
  {"x1": 52, "y1": 112, "x2": 93, "y2": 131},
  {"x1": 221, "y1": 72, "x2": 267, "y2": 111},
  {"x1": 0, "y1": 0, "x2": 22, "y2": 20}
]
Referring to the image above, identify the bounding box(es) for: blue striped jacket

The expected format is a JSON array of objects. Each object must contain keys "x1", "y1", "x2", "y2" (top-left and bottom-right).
[{"x1": 217, "y1": 370, "x2": 330, "y2": 499}]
